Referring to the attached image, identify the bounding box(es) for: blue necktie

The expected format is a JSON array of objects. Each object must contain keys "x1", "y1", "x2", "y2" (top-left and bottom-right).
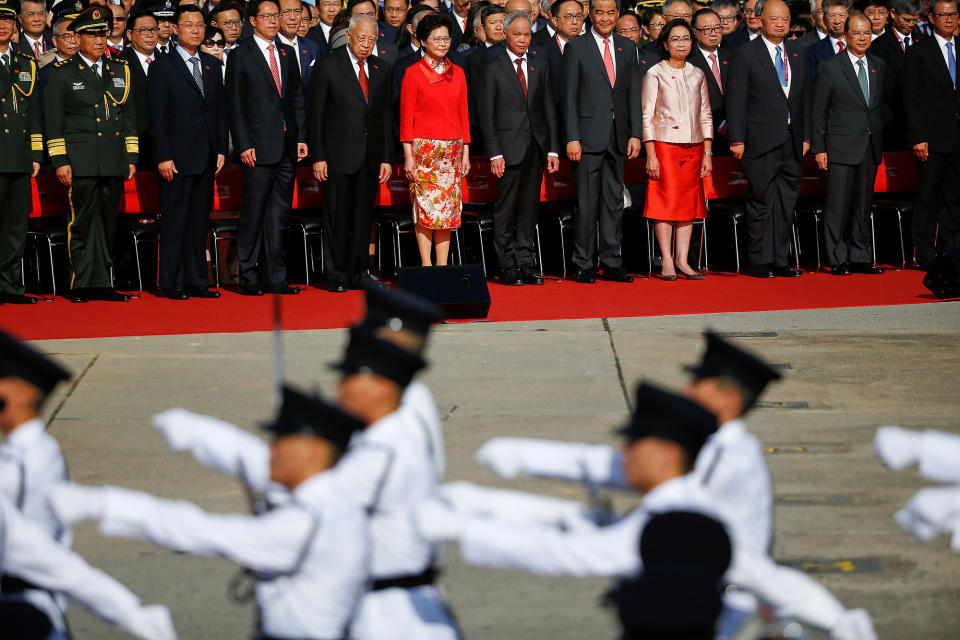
[
  {"x1": 948, "y1": 41, "x2": 957, "y2": 86},
  {"x1": 775, "y1": 45, "x2": 787, "y2": 88}
]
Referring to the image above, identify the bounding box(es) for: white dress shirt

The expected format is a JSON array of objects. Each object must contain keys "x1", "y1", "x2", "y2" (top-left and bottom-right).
[
  {"x1": 872, "y1": 28, "x2": 884, "y2": 40},
  {"x1": 132, "y1": 47, "x2": 154, "y2": 76},
  {"x1": 347, "y1": 45, "x2": 367, "y2": 81},
  {"x1": 488, "y1": 49, "x2": 560, "y2": 162},
  {"x1": 829, "y1": 34, "x2": 845, "y2": 53},
  {"x1": 893, "y1": 27, "x2": 912, "y2": 49},
  {"x1": 22, "y1": 33, "x2": 45, "y2": 54},
  {"x1": 761, "y1": 35, "x2": 791, "y2": 97},
  {"x1": 591, "y1": 26, "x2": 616, "y2": 76},
  {"x1": 934, "y1": 31, "x2": 958, "y2": 75},
  {"x1": 254, "y1": 33, "x2": 282, "y2": 89},
  {"x1": 79, "y1": 53, "x2": 102, "y2": 74},
  {"x1": 278, "y1": 33, "x2": 302, "y2": 71},
  {"x1": 847, "y1": 49, "x2": 870, "y2": 94},
  {"x1": 319, "y1": 21, "x2": 332, "y2": 41},
  {"x1": 97, "y1": 474, "x2": 368, "y2": 639},
  {"x1": 454, "y1": 12, "x2": 467, "y2": 36}
]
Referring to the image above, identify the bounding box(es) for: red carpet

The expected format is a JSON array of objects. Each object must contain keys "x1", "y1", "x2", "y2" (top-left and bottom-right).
[{"x1": 0, "y1": 268, "x2": 950, "y2": 341}]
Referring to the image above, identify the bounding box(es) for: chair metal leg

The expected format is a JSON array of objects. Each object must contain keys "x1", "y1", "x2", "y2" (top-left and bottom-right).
[
  {"x1": 393, "y1": 222, "x2": 402, "y2": 268},
  {"x1": 869, "y1": 210, "x2": 877, "y2": 266},
  {"x1": 475, "y1": 223, "x2": 487, "y2": 275},
  {"x1": 211, "y1": 231, "x2": 221, "y2": 291},
  {"x1": 299, "y1": 225, "x2": 310, "y2": 286},
  {"x1": 534, "y1": 223, "x2": 544, "y2": 278},
  {"x1": 557, "y1": 218, "x2": 567, "y2": 279},
  {"x1": 791, "y1": 222, "x2": 800, "y2": 269},
  {"x1": 700, "y1": 218, "x2": 709, "y2": 272},
  {"x1": 895, "y1": 209, "x2": 906, "y2": 270},
  {"x1": 732, "y1": 217, "x2": 741, "y2": 275},
  {"x1": 130, "y1": 231, "x2": 143, "y2": 296}
]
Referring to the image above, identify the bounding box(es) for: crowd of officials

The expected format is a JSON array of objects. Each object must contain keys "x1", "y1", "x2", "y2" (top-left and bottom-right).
[{"x1": 0, "y1": 0, "x2": 958, "y2": 304}]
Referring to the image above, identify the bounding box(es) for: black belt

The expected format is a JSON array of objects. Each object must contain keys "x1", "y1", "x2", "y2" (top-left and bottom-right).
[
  {"x1": 0, "y1": 575, "x2": 42, "y2": 594},
  {"x1": 370, "y1": 566, "x2": 439, "y2": 591}
]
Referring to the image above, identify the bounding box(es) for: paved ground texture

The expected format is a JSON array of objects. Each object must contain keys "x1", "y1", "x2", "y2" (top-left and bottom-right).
[{"x1": 29, "y1": 301, "x2": 960, "y2": 639}]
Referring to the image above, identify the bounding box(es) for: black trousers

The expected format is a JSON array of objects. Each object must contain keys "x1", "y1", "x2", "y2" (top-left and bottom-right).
[
  {"x1": 238, "y1": 155, "x2": 296, "y2": 288},
  {"x1": 571, "y1": 128, "x2": 625, "y2": 271},
  {"x1": 158, "y1": 164, "x2": 215, "y2": 290},
  {"x1": 0, "y1": 172, "x2": 30, "y2": 295},
  {"x1": 493, "y1": 138, "x2": 543, "y2": 272},
  {"x1": 823, "y1": 155, "x2": 878, "y2": 266},
  {"x1": 321, "y1": 157, "x2": 377, "y2": 285},
  {"x1": 739, "y1": 138, "x2": 802, "y2": 267},
  {"x1": 68, "y1": 176, "x2": 123, "y2": 290},
  {"x1": 912, "y1": 150, "x2": 960, "y2": 264}
]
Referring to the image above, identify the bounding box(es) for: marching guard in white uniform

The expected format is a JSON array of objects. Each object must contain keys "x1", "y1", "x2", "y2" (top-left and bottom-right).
[
  {"x1": 415, "y1": 383, "x2": 877, "y2": 640},
  {"x1": 48, "y1": 385, "x2": 369, "y2": 640}
]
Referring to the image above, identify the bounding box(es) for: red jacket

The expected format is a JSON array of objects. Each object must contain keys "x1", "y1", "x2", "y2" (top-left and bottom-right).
[{"x1": 399, "y1": 57, "x2": 470, "y2": 144}]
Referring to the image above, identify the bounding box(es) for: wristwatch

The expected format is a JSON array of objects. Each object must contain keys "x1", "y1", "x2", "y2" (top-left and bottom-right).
[{"x1": 704, "y1": 151, "x2": 713, "y2": 156}]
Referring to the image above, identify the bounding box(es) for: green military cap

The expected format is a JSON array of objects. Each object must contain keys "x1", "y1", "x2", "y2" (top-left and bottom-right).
[
  {"x1": 51, "y1": 0, "x2": 88, "y2": 20},
  {"x1": 69, "y1": 5, "x2": 110, "y2": 32},
  {"x1": 635, "y1": 0, "x2": 664, "y2": 8},
  {"x1": 0, "y1": 0, "x2": 20, "y2": 19}
]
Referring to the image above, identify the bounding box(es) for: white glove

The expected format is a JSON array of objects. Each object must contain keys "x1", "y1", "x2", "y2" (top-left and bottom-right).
[
  {"x1": 414, "y1": 497, "x2": 465, "y2": 542},
  {"x1": 873, "y1": 425, "x2": 923, "y2": 471},
  {"x1": 438, "y1": 482, "x2": 596, "y2": 531},
  {"x1": 894, "y1": 486, "x2": 960, "y2": 542},
  {"x1": 476, "y1": 438, "x2": 525, "y2": 479},
  {"x1": 830, "y1": 608, "x2": 877, "y2": 640},
  {"x1": 48, "y1": 483, "x2": 106, "y2": 526},
  {"x1": 152, "y1": 408, "x2": 205, "y2": 452},
  {"x1": 121, "y1": 604, "x2": 177, "y2": 640}
]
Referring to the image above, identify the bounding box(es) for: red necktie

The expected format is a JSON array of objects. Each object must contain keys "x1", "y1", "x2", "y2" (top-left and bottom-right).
[
  {"x1": 358, "y1": 59, "x2": 369, "y2": 103},
  {"x1": 837, "y1": 40, "x2": 845, "y2": 52},
  {"x1": 516, "y1": 57, "x2": 527, "y2": 99},
  {"x1": 267, "y1": 43, "x2": 282, "y2": 95},
  {"x1": 603, "y1": 38, "x2": 615, "y2": 87},
  {"x1": 708, "y1": 52, "x2": 722, "y2": 93}
]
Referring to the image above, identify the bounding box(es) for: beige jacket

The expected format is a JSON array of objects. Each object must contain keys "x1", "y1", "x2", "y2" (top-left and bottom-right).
[{"x1": 641, "y1": 60, "x2": 713, "y2": 144}]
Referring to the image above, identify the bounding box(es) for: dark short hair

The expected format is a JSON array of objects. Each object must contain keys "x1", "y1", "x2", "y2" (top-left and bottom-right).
[
  {"x1": 642, "y1": 6, "x2": 664, "y2": 26},
  {"x1": 209, "y1": 1, "x2": 242, "y2": 20},
  {"x1": 245, "y1": 0, "x2": 280, "y2": 20},
  {"x1": 551, "y1": 0, "x2": 581, "y2": 15},
  {"x1": 619, "y1": 9, "x2": 641, "y2": 24},
  {"x1": 346, "y1": 0, "x2": 377, "y2": 14},
  {"x1": 415, "y1": 9, "x2": 451, "y2": 40},
  {"x1": 173, "y1": 4, "x2": 204, "y2": 23},
  {"x1": 691, "y1": 7, "x2": 719, "y2": 26},
  {"x1": 204, "y1": 24, "x2": 225, "y2": 41},
  {"x1": 125, "y1": 10, "x2": 156, "y2": 32},
  {"x1": 656, "y1": 17, "x2": 694, "y2": 59},
  {"x1": 889, "y1": 0, "x2": 921, "y2": 13},
  {"x1": 407, "y1": 2, "x2": 434, "y2": 23},
  {"x1": 480, "y1": 3, "x2": 506, "y2": 23}
]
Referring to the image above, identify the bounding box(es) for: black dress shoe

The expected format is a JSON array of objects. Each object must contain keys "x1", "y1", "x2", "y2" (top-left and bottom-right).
[
  {"x1": 69, "y1": 288, "x2": 89, "y2": 303},
  {"x1": 186, "y1": 286, "x2": 221, "y2": 298},
  {"x1": 350, "y1": 274, "x2": 376, "y2": 290},
  {"x1": 576, "y1": 268, "x2": 597, "y2": 283},
  {"x1": 602, "y1": 266, "x2": 634, "y2": 282},
  {"x1": 163, "y1": 288, "x2": 189, "y2": 300},
  {"x1": 520, "y1": 265, "x2": 544, "y2": 285},
  {"x1": 772, "y1": 265, "x2": 802, "y2": 278},
  {"x1": 328, "y1": 281, "x2": 348, "y2": 293},
  {"x1": 829, "y1": 263, "x2": 850, "y2": 276},
  {"x1": 500, "y1": 267, "x2": 524, "y2": 286},
  {"x1": 849, "y1": 262, "x2": 884, "y2": 274},
  {"x1": 239, "y1": 286, "x2": 264, "y2": 296},
  {"x1": 94, "y1": 288, "x2": 131, "y2": 301},
  {"x1": 0, "y1": 293, "x2": 38, "y2": 304},
  {"x1": 751, "y1": 265, "x2": 775, "y2": 278},
  {"x1": 268, "y1": 285, "x2": 300, "y2": 295}
]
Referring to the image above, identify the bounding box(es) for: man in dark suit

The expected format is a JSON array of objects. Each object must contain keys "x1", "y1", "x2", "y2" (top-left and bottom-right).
[
  {"x1": 208, "y1": 2, "x2": 244, "y2": 59},
  {"x1": 309, "y1": 15, "x2": 393, "y2": 292},
  {"x1": 345, "y1": 0, "x2": 400, "y2": 63},
  {"x1": 466, "y1": 5, "x2": 506, "y2": 154},
  {"x1": 275, "y1": 0, "x2": 320, "y2": 91},
  {"x1": 561, "y1": 0, "x2": 643, "y2": 283},
  {"x1": 798, "y1": 0, "x2": 829, "y2": 46},
  {"x1": 869, "y1": 0, "x2": 922, "y2": 149},
  {"x1": 120, "y1": 10, "x2": 157, "y2": 170},
  {"x1": 479, "y1": 11, "x2": 560, "y2": 285},
  {"x1": 448, "y1": 0, "x2": 472, "y2": 48},
  {"x1": 379, "y1": 0, "x2": 407, "y2": 41},
  {"x1": 812, "y1": 11, "x2": 885, "y2": 274},
  {"x1": 722, "y1": 0, "x2": 762, "y2": 48},
  {"x1": 903, "y1": 0, "x2": 960, "y2": 267},
  {"x1": 226, "y1": 0, "x2": 307, "y2": 295},
  {"x1": 537, "y1": 0, "x2": 582, "y2": 103},
  {"x1": 727, "y1": 0, "x2": 812, "y2": 278},
  {"x1": 690, "y1": 7, "x2": 732, "y2": 154},
  {"x1": 305, "y1": 0, "x2": 340, "y2": 54},
  {"x1": 149, "y1": 5, "x2": 227, "y2": 299},
  {"x1": 14, "y1": 0, "x2": 52, "y2": 57},
  {"x1": 806, "y1": 0, "x2": 850, "y2": 80}
]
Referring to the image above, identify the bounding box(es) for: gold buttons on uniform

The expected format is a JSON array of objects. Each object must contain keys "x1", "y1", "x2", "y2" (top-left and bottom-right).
[
  {"x1": 96, "y1": 117, "x2": 101, "y2": 122},
  {"x1": 97, "y1": 132, "x2": 102, "y2": 136}
]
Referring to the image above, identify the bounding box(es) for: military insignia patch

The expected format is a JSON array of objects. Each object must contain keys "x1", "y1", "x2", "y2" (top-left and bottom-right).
[
  {"x1": 72, "y1": 81, "x2": 85, "y2": 90},
  {"x1": 19, "y1": 72, "x2": 32, "y2": 82},
  {"x1": 93, "y1": 9, "x2": 101, "y2": 17},
  {"x1": 113, "y1": 77, "x2": 125, "y2": 87}
]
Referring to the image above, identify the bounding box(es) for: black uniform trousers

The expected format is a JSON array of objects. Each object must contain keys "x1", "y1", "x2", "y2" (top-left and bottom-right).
[
  {"x1": 68, "y1": 176, "x2": 123, "y2": 290},
  {"x1": 823, "y1": 155, "x2": 878, "y2": 266},
  {"x1": 493, "y1": 137, "x2": 543, "y2": 272},
  {"x1": 321, "y1": 155, "x2": 376, "y2": 286},
  {"x1": 912, "y1": 150, "x2": 960, "y2": 264},
  {"x1": 238, "y1": 154, "x2": 296, "y2": 288},
  {"x1": 0, "y1": 173, "x2": 30, "y2": 296},
  {"x1": 158, "y1": 163, "x2": 216, "y2": 290},
  {"x1": 571, "y1": 128, "x2": 625, "y2": 271},
  {"x1": 739, "y1": 135, "x2": 802, "y2": 267}
]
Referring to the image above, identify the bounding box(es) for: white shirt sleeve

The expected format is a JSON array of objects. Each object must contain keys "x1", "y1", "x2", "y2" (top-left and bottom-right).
[
  {"x1": 480, "y1": 438, "x2": 629, "y2": 489},
  {"x1": 328, "y1": 444, "x2": 395, "y2": 511},
  {"x1": 440, "y1": 482, "x2": 596, "y2": 530},
  {"x1": 919, "y1": 430, "x2": 960, "y2": 484},
  {"x1": 98, "y1": 486, "x2": 314, "y2": 575}
]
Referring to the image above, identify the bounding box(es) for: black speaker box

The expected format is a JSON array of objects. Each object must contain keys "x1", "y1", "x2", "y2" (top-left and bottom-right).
[
  {"x1": 396, "y1": 265, "x2": 491, "y2": 319},
  {"x1": 922, "y1": 249, "x2": 960, "y2": 299}
]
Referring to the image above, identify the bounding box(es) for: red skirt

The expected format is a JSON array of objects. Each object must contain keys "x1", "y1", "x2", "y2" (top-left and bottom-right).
[{"x1": 642, "y1": 141, "x2": 708, "y2": 221}]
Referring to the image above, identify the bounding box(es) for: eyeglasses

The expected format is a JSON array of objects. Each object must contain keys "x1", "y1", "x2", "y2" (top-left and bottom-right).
[
  {"x1": 558, "y1": 12, "x2": 584, "y2": 21},
  {"x1": 717, "y1": 15, "x2": 738, "y2": 23},
  {"x1": 865, "y1": 8, "x2": 887, "y2": 16},
  {"x1": 743, "y1": 8, "x2": 756, "y2": 15},
  {"x1": 648, "y1": 20, "x2": 665, "y2": 28},
  {"x1": 427, "y1": 36, "x2": 451, "y2": 43},
  {"x1": 280, "y1": 7, "x2": 303, "y2": 15},
  {"x1": 847, "y1": 30, "x2": 872, "y2": 37},
  {"x1": 257, "y1": 12, "x2": 281, "y2": 20},
  {"x1": 352, "y1": 34, "x2": 377, "y2": 44},
  {"x1": 933, "y1": 10, "x2": 960, "y2": 18},
  {"x1": 54, "y1": 31, "x2": 78, "y2": 40},
  {"x1": 203, "y1": 38, "x2": 225, "y2": 46},
  {"x1": 667, "y1": 35, "x2": 691, "y2": 43},
  {"x1": 665, "y1": 12, "x2": 692, "y2": 20},
  {"x1": 221, "y1": 18, "x2": 243, "y2": 27},
  {"x1": 694, "y1": 25, "x2": 722, "y2": 33},
  {"x1": 132, "y1": 26, "x2": 159, "y2": 34},
  {"x1": 23, "y1": 10, "x2": 46, "y2": 17}
]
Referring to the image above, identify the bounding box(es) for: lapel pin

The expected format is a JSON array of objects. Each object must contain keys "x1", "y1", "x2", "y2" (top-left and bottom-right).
[
  {"x1": 530, "y1": 66, "x2": 535, "y2": 70},
  {"x1": 205, "y1": 65, "x2": 210, "y2": 69},
  {"x1": 373, "y1": 64, "x2": 378, "y2": 69}
]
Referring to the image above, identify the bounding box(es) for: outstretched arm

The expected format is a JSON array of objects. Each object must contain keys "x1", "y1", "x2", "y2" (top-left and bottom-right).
[
  {"x1": 874, "y1": 426, "x2": 960, "y2": 483},
  {"x1": 438, "y1": 482, "x2": 597, "y2": 531},
  {"x1": 476, "y1": 438, "x2": 628, "y2": 489}
]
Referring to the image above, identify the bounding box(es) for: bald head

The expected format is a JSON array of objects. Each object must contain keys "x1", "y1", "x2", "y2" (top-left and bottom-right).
[
  {"x1": 505, "y1": 0, "x2": 533, "y2": 15},
  {"x1": 759, "y1": 0, "x2": 790, "y2": 42}
]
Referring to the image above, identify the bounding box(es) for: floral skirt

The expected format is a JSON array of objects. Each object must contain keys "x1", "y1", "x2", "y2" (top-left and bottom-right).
[{"x1": 411, "y1": 138, "x2": 463, "y2": 230}]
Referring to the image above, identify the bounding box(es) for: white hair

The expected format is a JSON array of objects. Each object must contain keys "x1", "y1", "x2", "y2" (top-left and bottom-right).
[{"x1": 348, "y1": 14, "x2": 378, "y2": 31}]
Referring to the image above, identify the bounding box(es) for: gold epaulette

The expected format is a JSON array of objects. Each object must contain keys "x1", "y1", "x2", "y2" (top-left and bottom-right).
[{"x1": 53, "y1": 59, "x2": 69, "y2": 68}]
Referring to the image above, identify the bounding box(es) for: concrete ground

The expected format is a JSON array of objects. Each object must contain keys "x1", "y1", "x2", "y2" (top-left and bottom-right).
[{"x1": 29, "y1": 301, "x2": 960, "y2": 639}]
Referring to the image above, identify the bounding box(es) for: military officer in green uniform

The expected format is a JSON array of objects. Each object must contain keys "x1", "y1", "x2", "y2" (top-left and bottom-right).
[
  {"x1": 44, "y1": 5, "x2": 137, "y2": 303},
  {"x1": 0, "y1": 0, "x2": 42, "y2": 305}
]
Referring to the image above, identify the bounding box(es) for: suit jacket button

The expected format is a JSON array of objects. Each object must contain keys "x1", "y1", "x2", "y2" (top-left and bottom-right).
[{"x1": 866, "y1": 129, "x2": 871, "y2": 134}]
